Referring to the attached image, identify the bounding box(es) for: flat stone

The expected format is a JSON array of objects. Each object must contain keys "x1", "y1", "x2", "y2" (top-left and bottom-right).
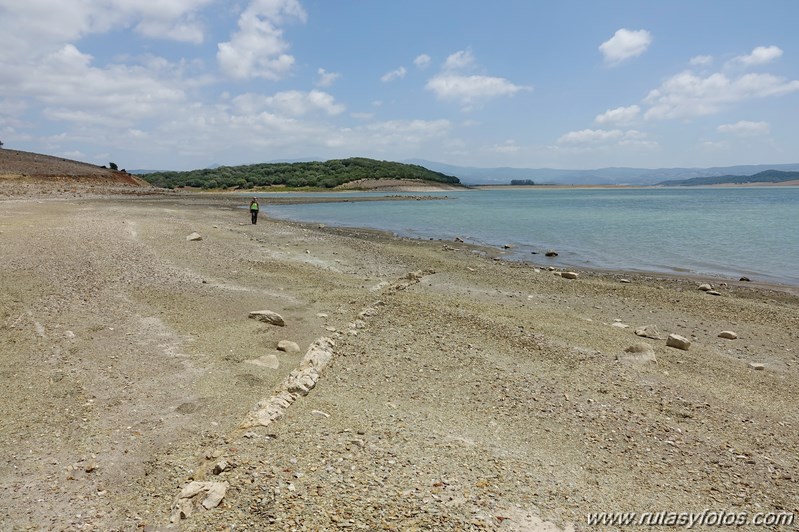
[
  {"x1": 249, "y1": 310, "x2": 285, "y2": 326},
  {"x1": 718, "y1": 331, "x2": 738, "y2": 340},
  {"x1": 186, "y1": 232, "x2": 202, "y2": 241},
  {"x1": 666, "y1": 333, "x2": 691, "y2": 350},
  {"x1": 277, "y1": 340, "x2": 300, "y2": 353},
  {"x1": 706, "y1": 290, "x2": 721, "y2": 296},
  {"x1": 748, "y1": 362, "x2": 765, "y2": 370},
  {"x1": 620, "y1": 278, "x2": 631, "y2": 283},
  {"x1": 611, "y1": 322, "x2": 629, "y2": 329},
  {"x1": 617, "y1": 343, "x2": 657, "y2": 365},
  {"x1": 635, "y1": 325, "x2": 664, "y2": 340},
  {"x1": 561, "y1": 271, "x2": 578, "y2": 280},
  {"x1": 202, "y1": 482, "x2": 228, "y2": 509},
  {"x1": 739, "y1": 276, "x2": 751, "y2": 282}
]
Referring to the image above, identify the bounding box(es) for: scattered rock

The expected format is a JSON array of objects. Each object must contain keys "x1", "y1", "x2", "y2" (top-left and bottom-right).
[
  {"x1": 635, "y1": 325, "x2": 664, "y2": 340},
  {"x1": 249, "y1": 310, "x2": 285, "y2": 326},
  {"x1": 739, "y1": 276, "x2": 751, "y2": 282},
  {"x1": 171, "y1": 481, "x2": 228, "y2": 522},
  {"x1": 698, "y1": 283, "x2": 712, "y2": 291},
  {"x1": 561, "y1": 271, "x2": 578, "y2": 280},
  {"x1": 186, "y1": 232, "x2": 202, "y2": 241},
  {"x1": 617, "y1": 343, "x2": 657, "y2": 365},
  {"x1": 706, "y1": 290, "x2": 721, "y2": 296},
  {"x1": 666, "y1": 333, "x2": 691, "y2": 350},
  {"x1": 454, "y1": 237, "x2": 464, "y2": 243},
  {"x1": 277, "y1": 340, "x2": 300, "y2": 353},
  {"x1": 620, "y1": 278, "x2": 631, "y2": 283},
  {"x1": 503, "y1": 244, "x2": 513, "y2": 249},
  {"x1": 212, "y1": 460, "x2": 231, "y2": 475},
  {"x1": 718, "y1": 331, "x2": 738, "y2": 340},
  {"x1": 611, "y1": 322, "x2": 629, "y2": 329},
  {"x1": 748, "y1": 362, "x2": 765, "y2": 370},
  {"x1": 545, "y1": 250, "x2": 558, "y2": 257}
]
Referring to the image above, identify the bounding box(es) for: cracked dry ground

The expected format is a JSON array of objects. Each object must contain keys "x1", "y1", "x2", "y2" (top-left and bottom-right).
[{"x1": 0, "y1": 196, "x2": 797, "y2": 531}]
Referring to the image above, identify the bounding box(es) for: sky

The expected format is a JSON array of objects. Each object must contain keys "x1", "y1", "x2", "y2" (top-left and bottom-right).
[{"x1": 1, "y1": 1, "x2": 798, "y2": 171}]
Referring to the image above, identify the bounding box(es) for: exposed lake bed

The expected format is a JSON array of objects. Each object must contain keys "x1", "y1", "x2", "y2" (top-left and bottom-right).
[{"x1": 1, "y1": 191, "x2": 797, "y2": 530}]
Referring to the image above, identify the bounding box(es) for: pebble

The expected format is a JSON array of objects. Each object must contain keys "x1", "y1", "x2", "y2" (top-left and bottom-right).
[
  {"x1": 666, "y1": 334, "x2": 691, "y2": 350},
  {"x1": 698, "y1": 283, "x2": 712, "y2": 291},
  {"x1": 748, "y1": 362, "x2": 765, "y2": 370},
  {"x1": 186, "y1": 232, "x2": 202, "y2": 241},
  {"x1": 706, "y1": 290, "x2": 721, "y2": 296},
  {"x1": 634, "y1": 325, "x2": 663, "y2": 339},
  {"x1": 545, "y1": 250, "x2": 558, "y2": 257},
  {"x1": 277, "y1": 340, "x2": 301, "y2": 353},
  {"x1": 718, "y1": 331, "x2": 738, "y2": 340},
  {"x1": 561, "y1": 272, "x2": 578, "y2": 280}
]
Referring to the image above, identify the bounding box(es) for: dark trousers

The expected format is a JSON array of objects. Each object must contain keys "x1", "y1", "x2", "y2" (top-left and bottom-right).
[{"x1": 251, "y1": 210, "x2": 258, "y2": 224}]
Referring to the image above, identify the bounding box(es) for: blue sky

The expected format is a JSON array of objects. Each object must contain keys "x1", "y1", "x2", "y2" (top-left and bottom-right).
[{"x1": 1, "y1": 0, "x2": 798, "y2": 171}]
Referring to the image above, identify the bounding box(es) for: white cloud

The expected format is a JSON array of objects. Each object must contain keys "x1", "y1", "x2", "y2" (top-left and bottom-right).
[
  {"x1": 733, "y1": 45, "x2": 783, "y2": 67},
  {"x1": 644, "y1": 71, "x2": 799, "y2": 120},
  {"x1": 380, "y1": 66, "x2": 407, "y2": 83},
  {"x1": 316, "y1": 68, "x2": 340, "y2": 87},
  {"x1": 558, "y1": 129, "x2": 624, "y2": 144},
  {"x1": 717, "y1": 120, "x2": 770, "y2": 136},
  {"x1": 426, "y1": 74, "x2": 528, "y2": 108},
  {"x1": 557, "y1": 129, "x2": 651, "y2": 147},
  {"x1": 232, "y1": 90, "x2": 345, "y2": 116},
  {"x1": 599, "y1": 29, "x2": 652, "y2": 64},
  {"x1": 0, "y1": 0, "x2": 215, "y2": 57},
  {"x1": 443, "y1": 50, "x2": 477, "y2": 71},
  {"x1": 595, "y1": 105, "x2": 640, "y2": 125},
  {"x1": 426, "y1": 49, "x2": 529, "y2": 108},
  {"x1": 217, "y1": 0, "x2": 307, "y2": 80},
  {"x1": 414, "y1": 54, "x2": 431, "y2": 68},
  {"x1": 689, "y1": 55, "x2": 713, "y2": 66},
  {"x1": 2, "y1": 44, "x2": 186, "y2": 126}
]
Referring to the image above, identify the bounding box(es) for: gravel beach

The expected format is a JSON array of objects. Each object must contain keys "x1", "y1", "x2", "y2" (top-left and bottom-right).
[{"x1": 1, "y1": 192, "x2": 797, "y2": 531}]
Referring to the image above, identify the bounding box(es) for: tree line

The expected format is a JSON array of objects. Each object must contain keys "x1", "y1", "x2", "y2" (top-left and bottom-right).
[{"x1": 140, "y1": 157, "x2": 461, "y2": 190}]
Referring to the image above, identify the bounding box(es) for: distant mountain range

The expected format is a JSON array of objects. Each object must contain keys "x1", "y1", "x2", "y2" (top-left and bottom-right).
[
  {"x1": 403, "y1": 159, "x2": 799, "y2": 186},
  {"x1": 657, "y1": 170, "x2": 799, "y2": 186}
]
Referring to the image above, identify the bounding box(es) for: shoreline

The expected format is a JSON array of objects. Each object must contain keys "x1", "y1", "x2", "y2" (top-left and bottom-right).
[{"x1": 1, "y1": 193, "x2": 797, "y2": 530}]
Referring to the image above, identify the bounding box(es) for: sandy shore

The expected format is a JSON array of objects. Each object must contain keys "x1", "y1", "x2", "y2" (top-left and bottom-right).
[{"x1": 1, "y1": 194, "x2": 797, "y2": 531}]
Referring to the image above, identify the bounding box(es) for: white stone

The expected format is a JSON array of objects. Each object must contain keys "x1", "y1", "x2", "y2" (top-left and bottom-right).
[
  {"x1": 635, "y1": 325, "x2": 663, "y2": 340},
  {"x1": 201, "y1": 482, "x2": 228, "y2": 509},
  {"x1": 617, "y1": 343, "x2": 657, "y2": 365},
  {"x1": 666, "y1": 334, "x2": 691, "y2": 350},
  {"x1": 186, "y1": 232, "x2": 202, "y2": 241},
  {"x1": 718, "y1": 331, "x2": 738, "y2": 340},
  {"x1": 249, "y1": 310, "x2": 285, "y2": 326},
  {"x1": 277, "y1": 340, "x2": 300, "y2": 353},
  {"x1": 698, "y1": 283, "x2": 712, "y2": 291},
  {"x1": 561, "y1": 271, "x2": 578, "y2": 280},
  {"x1": 611, "y1": 322, "x2": 629, "y2": 329},
  {"x1": 748, "y1": 362, "x2": 765, "y2": 370}
]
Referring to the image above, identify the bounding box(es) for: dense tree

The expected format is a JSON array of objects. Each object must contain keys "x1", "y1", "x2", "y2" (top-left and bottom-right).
[{"x1": 140, "y1": 157, "x2": 461, "y2": 190}]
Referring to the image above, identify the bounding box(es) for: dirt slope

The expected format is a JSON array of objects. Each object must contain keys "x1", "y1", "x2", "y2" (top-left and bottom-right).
[{"x1": 0, "y1": 148, "x2": 149, "y2": 187}]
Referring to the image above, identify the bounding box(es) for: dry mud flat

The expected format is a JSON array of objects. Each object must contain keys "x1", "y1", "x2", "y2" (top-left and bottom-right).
[{"x1": 0, "y1": 195, "x2": 797, "y2": 531}]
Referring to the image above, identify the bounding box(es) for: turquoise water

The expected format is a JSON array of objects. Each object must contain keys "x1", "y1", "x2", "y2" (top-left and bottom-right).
[{"x1": 258, "y1": 187, "x2": 799, "y2": 286}]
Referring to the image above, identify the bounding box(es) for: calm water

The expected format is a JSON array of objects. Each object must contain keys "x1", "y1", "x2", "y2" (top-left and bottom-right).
[{"x1": 258, "y1": 187, "x2": 799, "y2": 286}]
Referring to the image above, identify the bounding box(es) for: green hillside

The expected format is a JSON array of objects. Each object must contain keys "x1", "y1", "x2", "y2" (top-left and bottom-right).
[
  {"x1": 659, "y1": 170, "x2": 799, "y2": 186},
  {"x1": 140, "y1": 157, "x2": 460, "y2": 190}
]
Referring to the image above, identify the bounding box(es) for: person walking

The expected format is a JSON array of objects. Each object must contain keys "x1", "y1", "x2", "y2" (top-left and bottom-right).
[{"x1": 249, "y1": 197, "x2": 260, "y2": 224}]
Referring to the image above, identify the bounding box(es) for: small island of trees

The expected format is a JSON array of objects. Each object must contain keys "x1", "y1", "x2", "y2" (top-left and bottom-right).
[{"x1": 140, "y1": 157, "x2": 460, "y2": 190}]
